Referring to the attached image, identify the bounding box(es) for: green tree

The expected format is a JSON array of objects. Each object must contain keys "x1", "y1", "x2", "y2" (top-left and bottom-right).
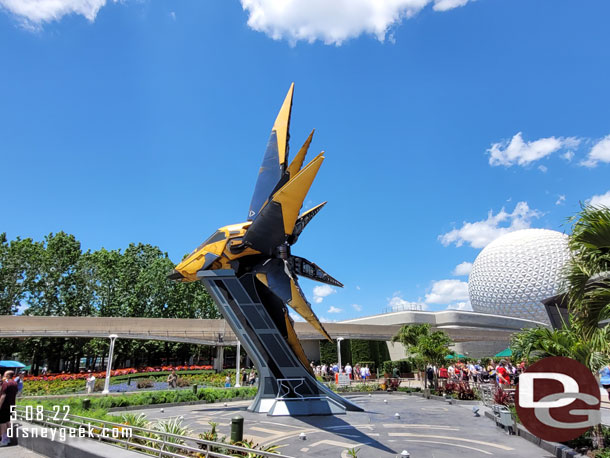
[
  {"x1": 392, "y1": 324, "x2": 453, "y2": 388},
  {"x1": 565, "y1": 204, "x2": 610, "y2": 336},
  {"x1": 0, "y1": 233, "x2": 40, "y2": 316},
  {"x1": 511, "y1": 326, "x2": 609, "y2": 370}
]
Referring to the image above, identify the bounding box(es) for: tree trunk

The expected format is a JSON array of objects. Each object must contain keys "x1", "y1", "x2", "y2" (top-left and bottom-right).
[{"x1": 592, "y1": 424, "x2": 605, "y2": 449}]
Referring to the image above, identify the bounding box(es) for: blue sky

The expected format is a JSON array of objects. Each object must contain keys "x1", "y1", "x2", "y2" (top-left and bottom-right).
[{"x1": 1, "y1": 0, "x2": 610, "y2": 321}]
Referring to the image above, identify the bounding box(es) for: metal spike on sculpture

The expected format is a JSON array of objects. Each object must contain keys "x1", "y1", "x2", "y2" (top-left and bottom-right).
[{"x1": 169, "y1": 83, "x2": 362, "y2": 415}]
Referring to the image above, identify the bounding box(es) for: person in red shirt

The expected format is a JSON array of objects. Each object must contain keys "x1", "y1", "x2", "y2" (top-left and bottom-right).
[
  {"x1": 438, "y1": 365, "x2": 448, "y2": 387},
  {"x1": 0, "y1": 371, "x2": 19, "y2": 447},
  {"x1": 496, "y1": 360, "x2": 511, "y2": 386}
]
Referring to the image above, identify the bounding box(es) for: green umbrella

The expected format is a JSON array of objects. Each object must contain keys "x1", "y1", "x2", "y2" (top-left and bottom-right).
[
  {"x1": 495, "y1": 348, "x2": 513, "y2": 358},
  {"x1": 444, "y1": 353, "x2": 466, "y2": 360}
]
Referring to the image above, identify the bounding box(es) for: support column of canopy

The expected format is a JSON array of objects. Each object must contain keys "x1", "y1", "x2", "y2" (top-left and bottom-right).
[
  {"x1": 234, "y1": 340, "x2": 241, "y2": 387},
  {"x1": 102, "y1": 334, "x2": 118, "y2": 395}
]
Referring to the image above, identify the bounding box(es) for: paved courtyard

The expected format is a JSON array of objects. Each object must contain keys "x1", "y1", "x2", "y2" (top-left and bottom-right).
[{"x1": 119, "y1": 394, "x2": 554, "y2": 458}]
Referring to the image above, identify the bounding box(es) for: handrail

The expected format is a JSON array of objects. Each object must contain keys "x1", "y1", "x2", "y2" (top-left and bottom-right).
[{"x1": 13, "y1": 406, "x2": 294, "y2": 458}]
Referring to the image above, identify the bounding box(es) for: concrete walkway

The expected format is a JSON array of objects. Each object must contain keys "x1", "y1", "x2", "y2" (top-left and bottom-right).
[
  {"x1": 117, "y1": 394, "x2": 555, "y2": 458},
  {"x1": 0, "y1": 446, "x2": 45, "y2": 457}
]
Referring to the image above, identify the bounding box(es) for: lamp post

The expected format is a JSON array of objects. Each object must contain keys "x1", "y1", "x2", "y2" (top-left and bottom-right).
[
  {"x1": 336, "y1": 337, "x2": 344, "y2": 373},
  {"x1": 234, "y1": 340, "x2": 241, "y2": 387},
  {"x1": 102, "y1": 334, "x2": 118, "y2": 394}
]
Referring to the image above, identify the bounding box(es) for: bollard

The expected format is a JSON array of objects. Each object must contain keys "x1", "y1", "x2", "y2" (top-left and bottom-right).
[
  {"x1": 193, "y1": 384, "x2": 198, "y2": 394},
  {"x1": 127, "y1": 377, "x2": 131, "y2": 386},
  {"x1": 82, "y1": 399, "x2": 91, "y2": 410},
  {"x1": 230, "y1": 415, "x2": 244, "y2": 443}
]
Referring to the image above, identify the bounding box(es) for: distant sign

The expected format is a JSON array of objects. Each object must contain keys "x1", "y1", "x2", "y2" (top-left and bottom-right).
[{"x1": 337, "y1": 373, "x2": 350, "y2": 386}]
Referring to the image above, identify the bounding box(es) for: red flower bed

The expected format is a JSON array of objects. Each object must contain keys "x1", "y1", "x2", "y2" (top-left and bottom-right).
[{"x1": 23, "y1": 365, "x2": 213, "y2": 381}]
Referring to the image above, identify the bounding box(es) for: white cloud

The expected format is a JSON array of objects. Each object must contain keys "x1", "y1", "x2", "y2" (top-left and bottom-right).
[
  {"x1": 446, "y1": 301, "x2": 473, "y2": 311},
  {"x1": 352, "y1": 303, "x2": 362, "y2": 312},
  {"x1": 0, "y1": 0, "x2": 116, "y2": 26},
  {"x1": 328, "y1": 305, "x2": 343, "y2": 314},
  {"x1": 432, "y1": 0, "x2": 469, "y2": 11},
  {"x1": 589, "y1": 190, "x2": 610, "y2": 208},
  {"x1": 452, "y1": 261, "x2": 472, "y2": 276},
  {"x1": 319, "y1": 316, "x2": 337, "y2": 323},
  {"x1": 562, "y1": 151, "x2": 574, "y2": 161},
  {"x1": 538, "y1": 165, "x2": 548, "y2": 173},
  {"x1": 355, "y1": 285, "x2": 361, "y2": 290},
  {"x1": 581, "y1": 135, "x2": 610, "y2": 168},
  {"x1": 555, "y1": 195, "x2": 566, "y2": 206},
  {"x1": 313, "y1": 284, "x2": 337, "y2": 304},
  {"x1": 488, "y1": 132, "x2": 571, "y2": 167},
  {"x1": 439, "y1": 201, "x2": 542, "y2": 249},
  {"x1": 425, "y1": 279, "x2": 469, "y2": 304},
  {"x1": 289, "y1": 312, "x2": 305, "y2": 322},
  {"x1": 240, "y1": 0, "x2": 475, "y2": 46},
  {"x1": 169, "y1": 11, "x2": 176, "y2": 20},
  {"x1": 387, "y1": 294, "x2": 426, "y2": 312}
]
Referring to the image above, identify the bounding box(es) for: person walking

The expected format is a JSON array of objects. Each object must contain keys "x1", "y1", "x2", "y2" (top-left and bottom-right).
[
  {"x1": 167, "y1": 370, "x2": 178, "y2": 389},
  {"x1": 362, "y1": 365, "x2": 370, "y2": 382},
  {"x1": 345, "y1": 363, "x2": 353, "y2": 380},
  {"x1": 468, "y1": 361, "x2": 477, "y2": 385},
  {"x1": 599, "y1": 364, "x2": 610, "y2": 397},
  {"x1": 487, "y1": 360, "x2": 496, "y2": 384},
  {"x1": 497, "y1": 360, "x2": 511, "y2": 386},
  {"x1": 426, "y1": 365, "x2": 435, "y2": 388},
  {"x1": 0, "y1": 371, "x2": 18, "y2": 447},
  {"x1": 85, "y1": 370, "x2": 96, "y2": 394},
  {"x1": 248, "y1": 369, "x2": 256, "y2": 386},
  {"x1": 14, "y1": 371, "x2": 23, "y2": 397}
]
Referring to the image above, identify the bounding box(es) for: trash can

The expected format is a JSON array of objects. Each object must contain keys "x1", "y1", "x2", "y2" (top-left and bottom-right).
[
  {"x1": 231, "y1": 415, "x2": 244, "y2": 443},
  {"x1": 497, "y1": 406, "x2": 515, "y2": 434}
]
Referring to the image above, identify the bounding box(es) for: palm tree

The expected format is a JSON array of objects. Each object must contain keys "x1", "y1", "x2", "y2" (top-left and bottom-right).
[
  {"x1": 510, "y1": 326, "x2": 609, "y2": 371},
  {"x1": 392, "y1": 324, "x2": 453, "y2": 389},
  {"x1": 392, "y1": 323, "x2": 432, "y2": 347},
  {"x1": 565, "y1": 204, "x2": 610, "y2": 336}
]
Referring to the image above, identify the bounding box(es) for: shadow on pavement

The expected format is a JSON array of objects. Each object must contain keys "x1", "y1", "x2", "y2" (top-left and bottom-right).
[{"x1": 293, "y1": 413, "x2": 396, "y2": 454}]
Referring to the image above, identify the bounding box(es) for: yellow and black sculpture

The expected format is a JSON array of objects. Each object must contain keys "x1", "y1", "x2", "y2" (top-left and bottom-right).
[{"x1": 169, "y1": 84, "x2": 361, "y2": 415}]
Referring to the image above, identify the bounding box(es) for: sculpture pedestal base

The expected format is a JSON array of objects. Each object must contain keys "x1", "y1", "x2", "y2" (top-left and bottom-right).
[
  {"x1": 198, "y1": 269, "x2": 362, "y2": 415},
  {"x1": 268, "y1": 397, "x2": 346, "y2": 416}
]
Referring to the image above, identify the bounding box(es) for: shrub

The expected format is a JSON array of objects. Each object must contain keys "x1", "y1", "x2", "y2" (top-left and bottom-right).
[
  {"x1": 382, "y1": 361, "x2": 394, "y2": 375},
  {"x1": 94, "y1": 379, "x2": 105, "y2": 392},
  {"x1": 443, "y1": 380, "x2": 458, "y2": 395},
  {"x1": 382, "y1": 359, "x2": 412, "y2": 376},
  {"x1": 397, "y1": 387, "x2": 421, "y2": 393},
  {"x1": 494, "y1": 388, "x2": 512, "y2": 406},
  {"x1": 456, "y1": 382, "x2": 475, "y2": 400},
  {"x1": 137, "y1": 379, "x2": 154, "y2": 389},
  {"x1": 176, "y1": 378, "x2": 190, "y2": 388}
]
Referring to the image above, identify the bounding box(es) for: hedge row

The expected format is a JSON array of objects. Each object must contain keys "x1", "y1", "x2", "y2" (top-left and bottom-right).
[{"x1": 18, "y1": 387, "x2": 258, "y2": 420}]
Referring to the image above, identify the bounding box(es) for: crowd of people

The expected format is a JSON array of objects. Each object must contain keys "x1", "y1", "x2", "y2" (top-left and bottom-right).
[
  {"x1": 427, "y1": 359, "x2": 524, "y2": 387},
  {"x1": 310, "y1": 362, "x2": 372, "y2": 381}
]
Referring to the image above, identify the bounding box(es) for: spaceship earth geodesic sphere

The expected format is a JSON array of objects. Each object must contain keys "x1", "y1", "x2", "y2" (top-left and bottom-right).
[{"x1": 468, "y1": 228, "x2": 571, "y2": 324}]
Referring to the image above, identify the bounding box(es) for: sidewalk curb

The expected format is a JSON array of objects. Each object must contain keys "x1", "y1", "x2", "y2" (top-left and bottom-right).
[
  {"x1": 483, "y1": 410, "x2": 586, "y2": 458},
  {"x1": 107, "y1": 395, "x2": 255, "y2": 412},
  {"x1": 12, "y1": 421, "x2": 139, "y2": 458},
  {"x1": 407, "y1": 391, "x2": 481, "y2": 405}
]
